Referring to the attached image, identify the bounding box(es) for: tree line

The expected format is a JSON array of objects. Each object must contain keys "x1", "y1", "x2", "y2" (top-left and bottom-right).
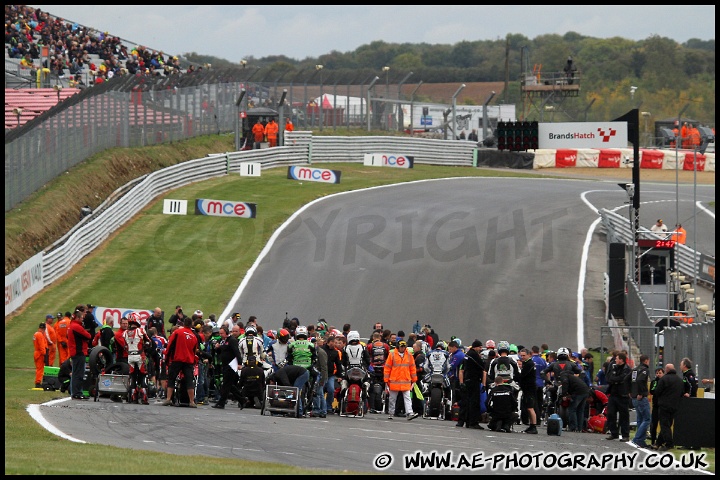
[{"x1": 185, "y1": 33, "x2": 715, "y2": 125}]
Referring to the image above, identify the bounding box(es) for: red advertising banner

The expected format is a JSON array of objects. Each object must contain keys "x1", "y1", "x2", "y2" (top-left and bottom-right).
[
  {"x1": 555, "y1": 149, "x2": 578, "y2": 168},
  {"x1": 683, "y1": 153, "x2": 706, "y2": 171},
  {"x1": 597, "y1": 149, "x2": 622, "y2": 168},
  {"x1": 640, "y1": 149, "x2": 664, "y2": 169}
]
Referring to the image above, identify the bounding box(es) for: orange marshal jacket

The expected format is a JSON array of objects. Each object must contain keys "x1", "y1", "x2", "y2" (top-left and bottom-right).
[
  {"x1": 671, "y1": 226, "x2": 687, "y2": 245},
  {"x1": 33, "y1": 330, "x2": 48, "y2": 356},
  {"x1": 252, "y1": 122, "x2": 265, "y2": 142},
  {"x1": 264, "y1": 120, "x2": 279, "y2": 140},
  {"x1": 384, "y1": 348, "x2": 417, "y2": 391}
]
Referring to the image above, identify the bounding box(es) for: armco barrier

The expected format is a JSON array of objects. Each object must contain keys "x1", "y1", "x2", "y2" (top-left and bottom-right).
[{"x1": 4, "y1": 135, "x2": 715, "y2": 316}]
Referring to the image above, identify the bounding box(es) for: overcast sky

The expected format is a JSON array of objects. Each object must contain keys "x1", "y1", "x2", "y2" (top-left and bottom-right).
[{"x1": 29, "y1": 5, "x2": 715, "y2": 63}]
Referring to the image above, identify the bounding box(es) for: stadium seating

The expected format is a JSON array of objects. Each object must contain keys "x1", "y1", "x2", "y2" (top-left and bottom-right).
[{"x1": 5, "y1": 87, "x2": 80, "y2": 129}]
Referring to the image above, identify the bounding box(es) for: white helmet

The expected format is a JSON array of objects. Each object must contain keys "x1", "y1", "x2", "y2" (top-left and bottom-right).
[
  {"x1": 557, "y1": 347, "x2": 570, "y2": 359},
  {"x1": 245, "y1": 325, "x2": 257, "y2": 336},
  {"x1": 295, "y1": 326, "x2": 308, "y2": 338},
  {"x1": 347, "y1": 330, "x2": 360, "y2": 343}
]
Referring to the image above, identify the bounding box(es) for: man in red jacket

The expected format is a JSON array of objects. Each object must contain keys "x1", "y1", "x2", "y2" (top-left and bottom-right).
[
  {"x1": 163, "y1": 317, "x2": 199, "y2": 407},
  {"x1": 67, "y1": 305, "x2": 92, "y2": 399}
]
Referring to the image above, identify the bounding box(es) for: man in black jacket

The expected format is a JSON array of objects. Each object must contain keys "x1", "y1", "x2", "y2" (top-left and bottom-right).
[
  {"x1": 680, "y1": 357, "x2": 699, "y2": 397},
  {"x1": 605, "y1": 352, "x2": 632, "y2": 441},
  {"x1": 486, "y1": 371, "x2": 518, "y2": 432},
  {"x1": 83, "y1": 304, "x2": 97, "y2": 340},
  {"x1": 651, "y1": 363, "x2": 685, "y2": 451},
  {"x1": 147, "y1": 307, "x2": 166, "y2": 339},
  {"x1": 630, "y1": 354, "x2": 651, "y2": 447},
  {"x1": 322, "y1": 334, "x2": 342, "y2": 414},
  {"x1": 561, "y1": 372, "x2": 590, "y2": 432},
  {"x1": 459, "y1": 340, "x2": 487, "y2": 430},
  {"x1": 411, "y1": 339, "x2": 427, "y2": 416},
  {"x1": 212, "y1": 325, "x2": 242, "y2": 409},
  {"x1": 648, "y1": 366, "x2": 664, "y2": 446},
  {"x1": 517, "y1": 348, "x2": 538, "y2": 433}
]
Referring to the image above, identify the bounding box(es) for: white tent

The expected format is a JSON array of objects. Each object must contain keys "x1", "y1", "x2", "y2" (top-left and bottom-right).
[{"x1": 313, "y1": 94, "x2": 363, "y2": 109}]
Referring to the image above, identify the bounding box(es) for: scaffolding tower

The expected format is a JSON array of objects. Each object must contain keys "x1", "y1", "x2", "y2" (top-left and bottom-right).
[{"x1": 520, "y1": 61, "x2": 581, "y2": 122}]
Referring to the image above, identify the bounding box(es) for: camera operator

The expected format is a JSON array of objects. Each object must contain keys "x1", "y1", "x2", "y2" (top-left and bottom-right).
[{"x1": 168, "y1": 305, "x2": 186, "y2": 328}]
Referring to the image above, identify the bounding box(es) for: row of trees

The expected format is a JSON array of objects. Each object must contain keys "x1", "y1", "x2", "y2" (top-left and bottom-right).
[{"x1": 185, "y1": 32, "x2": 715, "y2": 125}]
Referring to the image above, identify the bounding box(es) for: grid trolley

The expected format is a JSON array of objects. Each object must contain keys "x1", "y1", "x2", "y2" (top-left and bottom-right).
[
  {"x1": 94, "y1": 374, "x2": 129, "y2": 402},
  {"x1": 261, "y1": 385, "x2": 300, "y2": 417}
]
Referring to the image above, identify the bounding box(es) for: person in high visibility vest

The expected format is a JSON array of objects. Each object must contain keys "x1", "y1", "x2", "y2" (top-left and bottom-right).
[
  {"x1": 264, "y1": 118, "x2": 279, "y2": 147},
  {"x1": 689, "y1": 124, "x2": 702, "y2": 150},
  {"x1": 670, "y1": 223, "x2": 687, "y2": 245},
  {"x1": 251, "y1": 119, "x2": 265, "y2": 149},
  {"x1": 680, "y1": 122, "x2": 690, "y2": 149},
  {"x1": 33, "y1": 323, "x2": 49, "y2": 388}
]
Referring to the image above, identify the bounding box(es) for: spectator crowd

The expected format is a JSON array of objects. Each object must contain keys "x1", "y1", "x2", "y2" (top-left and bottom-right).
[{"x1": 6, "y1": 4, "x2": 196, "y2": 87}]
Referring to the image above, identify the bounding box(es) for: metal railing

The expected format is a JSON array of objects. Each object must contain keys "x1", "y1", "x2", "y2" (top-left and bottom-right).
[
  {"x1": 599, "y1": 208, "x2": 712, "y2": 288},
  {"x1": 663, "y1": 319, "x2": 715, "y2": 380},
  {"x1": 599, "y1": 208, "x2": 715, "y2": 380},
  {"x1": 6, "y1": 71, "x2": 481, "y2": 210}
]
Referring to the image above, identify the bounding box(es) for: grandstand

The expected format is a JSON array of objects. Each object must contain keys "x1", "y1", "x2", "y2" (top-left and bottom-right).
[{"x1": 5, "y1": 4, "x2": 194, "y2": 129}]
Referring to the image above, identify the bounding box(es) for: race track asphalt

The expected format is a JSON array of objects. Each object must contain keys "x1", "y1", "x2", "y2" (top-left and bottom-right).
[{"x1": 34, "y1": 177, "x2": 714, "y2": 474}]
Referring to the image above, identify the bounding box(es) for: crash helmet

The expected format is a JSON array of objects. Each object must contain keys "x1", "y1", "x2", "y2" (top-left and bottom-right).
[
  {"x1": 557, "y1": 347, "x2": 570, "y2": 360},
  {"x1": 295, "y1": 326, "x2": 308, "y2": 339},
  {"x1": 509, "y1": 344, "x2": 518, "y2": 354},
  {"x1": 278, "y1": 329, "x2": 290, "y2": 342},
  {"x1": 435, "y1": 341, "x2": 447, "y2": 350},
  {"x1": 587, "y1": 414, "x2": 607, "y2": 433},
  {"x1": 497, "y1": 340, "x2": 510, "y2": 354},
  {"x1": 485, "y1": 339, "x2": 496, "y2": 349},
  {"x1": 347, "y1": 330, "x2": 360, "y2": 343},
  {"x1": 128, "y1": 312, "x2": 141, "y2": 328},
  {"x1": 245, "y1": 325, "x2": 257, "y2": 336}
]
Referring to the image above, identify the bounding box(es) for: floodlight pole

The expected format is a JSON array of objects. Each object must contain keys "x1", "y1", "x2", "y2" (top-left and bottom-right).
[
  {"x1": 482, "y1": 91, "x2": 496, "y2": 140},
  {"x1": 315, "y1": 65, "x2": 324, "y2": 130},
  {"x1": 409, "y1": 81, "x2": 423, "y2": 136},
  {"x1": 451, "y1": 84, "x2": 466, "y2": 140},
  {"x1": 396, "y1": 71, "x2": 413, "y2": 131},
  {"x1": 675, "y1": 104, "x2": 689, "y2": 230},
  {"x1": 366, "y1": 76, "x2": 380, "y2": 131},
  {"x1": 234, "y1": 88, "x2": 246, "y2": 150}
]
